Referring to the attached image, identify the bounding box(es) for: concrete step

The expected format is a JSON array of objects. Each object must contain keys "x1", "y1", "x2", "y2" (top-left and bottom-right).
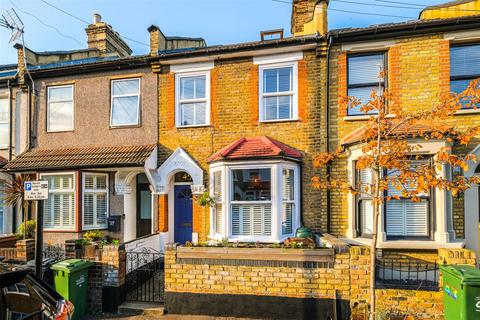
[{"x1": 117, "y1": 302, "x2": 165, "y2": 316}]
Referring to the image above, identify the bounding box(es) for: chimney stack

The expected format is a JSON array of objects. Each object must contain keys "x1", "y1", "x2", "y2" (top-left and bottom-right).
[
  {"x1": 291, "y1": 0, "x2": 328, "y2": 36},
  {"x1": 85, "y1": 13, "x2": 132, "y2": 57},
  {"x1": 148, "y1": 25, "x2": 166, "y2": 56}
]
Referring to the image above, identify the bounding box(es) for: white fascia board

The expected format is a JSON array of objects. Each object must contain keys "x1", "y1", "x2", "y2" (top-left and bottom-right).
[
  {"x1": 341, "y1": 40, "x2": 395, "y2": 52},
  {"x1": 170, "y1": 61, "x2": 214, "y2": 73},
  {"x1": 445, "y1": 29, "x2": 480, "y2": 41},
  {"x1": 253, "y1": 51, "x2": 304, "y2": 65}
]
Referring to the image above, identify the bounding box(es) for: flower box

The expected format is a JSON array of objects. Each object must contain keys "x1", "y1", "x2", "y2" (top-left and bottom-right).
[{"x1": 177, "y1": 246, "x2": 335, "y2": 263}]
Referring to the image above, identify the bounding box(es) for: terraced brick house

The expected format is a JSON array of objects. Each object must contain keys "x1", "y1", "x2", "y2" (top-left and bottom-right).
[
  {"x1": 3, "y1": 14, "x2": 205, "y2": 244},
  {"x1": 146, "y1": 1, "x2": 328, "y2": 247},
  {"x1": 0, "y1": 63, "x2": 30, "y2": 237},
  {"x1": 326, "y1": 0, "x2": 480, "y2": 262}
]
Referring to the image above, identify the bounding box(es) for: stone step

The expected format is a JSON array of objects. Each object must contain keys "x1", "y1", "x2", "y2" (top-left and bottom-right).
[{"x1": 117, "y1": 301, "x2": 165, "y2": 316}]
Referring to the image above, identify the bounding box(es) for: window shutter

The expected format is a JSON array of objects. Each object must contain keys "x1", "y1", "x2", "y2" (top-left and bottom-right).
[
  {"x1": 282, "y1": 169, "x2": 294, "y2": 235},
  {"x1": 84, "y1": 193, "x2": 94, "y2": 226},
  {"x1": 282, "y1": 203, "x2": 293, "y2": 235},
  {"x1": 386, "y1": 200, "x2": 405, "y2": 236},
  {"x1": 231, "y1": 204, "x2": 271, "y2": 236},
  {"x1": 450, "y1": 44, "x2": 480, "y2": 77},
  {"x1": 348, "y1": 54, "x2": 385, "y2": 85},
  {"x1": 405, "y1": 201, "x2": 428, "y2": 236},
  {"x1": 213, "y1": 171, "x2": 223, "y2": 234},
  {"x1": 360, "y1": 200, "x2": 374, "y2": 235}
]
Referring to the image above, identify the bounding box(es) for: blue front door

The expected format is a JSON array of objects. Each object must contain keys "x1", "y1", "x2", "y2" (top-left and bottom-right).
[{"x1": 174, "y1": 185, "x2": 193, "y2": 244}]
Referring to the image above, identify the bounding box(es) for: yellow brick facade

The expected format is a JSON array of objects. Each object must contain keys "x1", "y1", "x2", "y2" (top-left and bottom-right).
[
  {"x1": 157, "y1": 50, "x2": 328, "y2": 241},
  {"x1": 329, "y1": 32, "x2": 480, "y2": 240}
]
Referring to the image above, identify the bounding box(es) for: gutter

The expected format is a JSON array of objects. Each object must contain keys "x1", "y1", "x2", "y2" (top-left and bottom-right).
[{"x1": 330, "y1": 16, "x2": 480, "y2": 43}]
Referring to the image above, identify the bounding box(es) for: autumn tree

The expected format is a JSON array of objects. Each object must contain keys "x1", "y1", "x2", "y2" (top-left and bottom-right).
[{"x1": 313, "y1": 77, "x2": 480, "y2": 320}]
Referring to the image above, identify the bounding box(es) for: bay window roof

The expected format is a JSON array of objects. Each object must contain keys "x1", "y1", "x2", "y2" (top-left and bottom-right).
[{"x1": 208, "y1": 136, "x2": 302, "y2": 162}]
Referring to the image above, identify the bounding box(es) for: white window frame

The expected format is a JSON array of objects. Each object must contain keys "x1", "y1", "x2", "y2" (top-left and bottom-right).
[
  {"x1": 258, "y1": 61, "x2": 299, "y2": 122},
  {"x1": 110, "y1": 78, "x2": 141, "y2": 127},
  {"x1": 40, "y1": 172, "x2": 76, "y2": 231},
  {"x1": 47, "y1": 85, "x2": 74, "y2": 132},
  {"x1": 209, "y1": 160, "x2": 300, "y2": 243},
  {"x1": 175, "y1": 70, "x2": 211, "y2": 128},
  {"x1": 0, "y1": 96, "x2": 10, "y2": 149},
  {"x1": 82, "y1": 172, "x2": 109, "y2": 230}
]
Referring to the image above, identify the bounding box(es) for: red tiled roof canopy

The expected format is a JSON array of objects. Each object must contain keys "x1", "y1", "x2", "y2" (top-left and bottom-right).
[
  {"x1": 341, "y1": 121, "x2": 452, "y2": 146},
  {"x1": 208, "y1": 136, "x2": 302, "y2": 162},
  {"x1": 3, "y1": 144, "x2": 156, "y2": 171}
]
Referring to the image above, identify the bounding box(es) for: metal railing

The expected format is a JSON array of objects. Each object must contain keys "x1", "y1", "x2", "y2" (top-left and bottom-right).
[
  {"x1": 375, "y1": 259, "x2": 439, "y2": 291},
  {"x1": 125, "y1": 250, "x2": 164, "y2": 303}
]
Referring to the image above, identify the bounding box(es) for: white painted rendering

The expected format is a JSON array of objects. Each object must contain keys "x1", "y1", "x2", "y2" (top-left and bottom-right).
[{"x1": 464, "y1": 144, "x2": 480, "y2": 261}]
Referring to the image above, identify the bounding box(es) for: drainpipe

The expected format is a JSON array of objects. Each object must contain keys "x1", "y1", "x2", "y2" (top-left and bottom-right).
[
  {"x1": 325, "y1": 36, "x2": 333, "y2": 234},
  {"x1": 7, "y1": 80, "x2": 17, "y2": 232}
]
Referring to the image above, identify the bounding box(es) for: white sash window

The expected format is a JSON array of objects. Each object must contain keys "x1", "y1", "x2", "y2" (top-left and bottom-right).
[
  {"x1": 42, "y1": 173, "x2": 75, "y2": 230},
  {"x1": 357, "y1": 168, "x2": 374, "y2": 236},
  {"x1": 83, "y1": 173, "x2": 109, "y2": 230}
]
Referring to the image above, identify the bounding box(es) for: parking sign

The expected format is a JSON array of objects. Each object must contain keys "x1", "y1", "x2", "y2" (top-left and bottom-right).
[{"x1": 24, "y1": 181, "x2": 49, "y2": 200}]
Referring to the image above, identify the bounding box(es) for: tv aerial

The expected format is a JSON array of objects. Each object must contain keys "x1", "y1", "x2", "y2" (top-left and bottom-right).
[{"x1": 1, "y1": 8, "x2": 24, "y2": 44}]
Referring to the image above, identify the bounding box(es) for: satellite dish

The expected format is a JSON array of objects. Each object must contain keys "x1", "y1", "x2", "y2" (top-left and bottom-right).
[{"x1": 1, "y1": 8, "x2": 24, "y2": 43}]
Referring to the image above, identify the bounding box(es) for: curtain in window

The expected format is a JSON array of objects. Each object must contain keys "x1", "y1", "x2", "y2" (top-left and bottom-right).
[
  {"x1": 43, "y1": 174, "x2": 75, "y2": 229},
  {"x1": 282, "y1": 169, "x2": 294, "y2": 235},
  {"x1": 83, "y1": 174, "x2": 108, "y2": 229},
  {"x1": 347, "y1": 54, "x2": 385, "y2": 116}
]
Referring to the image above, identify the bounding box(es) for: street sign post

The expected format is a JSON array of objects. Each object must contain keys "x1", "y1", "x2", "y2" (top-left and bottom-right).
[{"x1": 24, "y1": 181, "x2": 48, "y2": 278}]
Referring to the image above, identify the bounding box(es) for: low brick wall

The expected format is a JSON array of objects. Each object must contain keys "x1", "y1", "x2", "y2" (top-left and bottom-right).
[
  {"x1": 164, "y1": 245, "x2": 476, "y2": 320},
  {"x1": 64, "y1": 241, "x2": 126, "y2": 313}
]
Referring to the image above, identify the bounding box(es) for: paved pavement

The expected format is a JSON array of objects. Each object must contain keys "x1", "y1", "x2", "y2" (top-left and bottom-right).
[{"x1": 83, "y1": 313, "x2": 261, "y2": 320}]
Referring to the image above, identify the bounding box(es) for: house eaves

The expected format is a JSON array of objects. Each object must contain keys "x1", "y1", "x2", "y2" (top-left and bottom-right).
[{"x1": 329, "y1": 14, "x2": 480, "y2": 43}]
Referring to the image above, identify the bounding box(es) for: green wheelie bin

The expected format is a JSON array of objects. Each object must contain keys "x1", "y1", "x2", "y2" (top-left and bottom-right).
[
  {"x1": 440, "y1": 264, "x2": 480, "y2": 320},
  {"x1": 51, "y1": 259, "x2": 92, "y2": 320}
]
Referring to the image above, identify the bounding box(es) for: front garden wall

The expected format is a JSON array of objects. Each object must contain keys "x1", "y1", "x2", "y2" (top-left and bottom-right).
[{"x1": 164, "y1": 245, "x2": 476, "y2": 320}]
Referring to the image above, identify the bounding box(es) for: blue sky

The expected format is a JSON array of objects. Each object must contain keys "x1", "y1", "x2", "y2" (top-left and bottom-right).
[{"x1": 0, "y1": 0, "x2": 450, "y2": 65}]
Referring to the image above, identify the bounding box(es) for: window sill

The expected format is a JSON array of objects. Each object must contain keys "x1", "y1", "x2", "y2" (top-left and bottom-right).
[
  {"x1": 110, "y1": 124, "x2": 141, "y2": 129},
  {"x1": 175, "y1": 124, "x2": 212, "y2": 129},
  {"x1": 259, "y1": 118, "x2": 299, "y2": 124},
  {"x1": 454, "y1": 108, "x2": 480, "y2": 115},
  {"x1": 343, "y1": 114, "x2": 396, "y2": 121},
  {"x1": 46, "y1": 129, "x2": 74, "y2": 134},
  {"x1": 340, "y1": 237, "x2": 465, "y2": 249}
]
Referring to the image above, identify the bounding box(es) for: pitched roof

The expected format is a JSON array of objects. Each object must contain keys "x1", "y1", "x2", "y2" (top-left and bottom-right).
[
  {"x1": 340, "y1": 121, "x2": 452, "y2": 146},
  {"x1": 3, "y1": 145, "x2": 156, "y2": 171},
  {"x1": 208, "y1": 137, "x2": 302, "y2": 162}
]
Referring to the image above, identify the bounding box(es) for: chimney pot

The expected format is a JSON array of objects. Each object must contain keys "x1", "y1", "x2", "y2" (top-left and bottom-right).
[{"x1": 93, "y1": 13, "x2": 102, "y2": 24}]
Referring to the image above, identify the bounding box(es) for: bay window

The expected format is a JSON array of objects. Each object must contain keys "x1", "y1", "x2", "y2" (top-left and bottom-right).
[
  {"x1": 347, "y1": 53, "x2": 386, "y2": 116},
  {"x1": 450, "y1": 44, "x2": 480, "y2": 109},
  {"x1": 354, "y1": 159, "x2": 431, "y2": 239},
  {"x1": 83, "y1": 173, "x2": 109, "y2": 230},
  {"x1": 231, "y1": 168, "x2": 272, "y2": 236},
  {"x1": 42, "y1": 173, "x2": 75, "y2": 230},
  {"x1": 210, "y1": 161, "x2": 299, "y2": 242}
]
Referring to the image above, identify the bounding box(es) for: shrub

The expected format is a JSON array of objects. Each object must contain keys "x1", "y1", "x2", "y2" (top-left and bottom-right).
[
  {"x1": 16, "y1": 220, "x2": 36, "y2": 239},
  {"x1": 83, "y1": 230, "x2": 104, "y2": 242}
]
